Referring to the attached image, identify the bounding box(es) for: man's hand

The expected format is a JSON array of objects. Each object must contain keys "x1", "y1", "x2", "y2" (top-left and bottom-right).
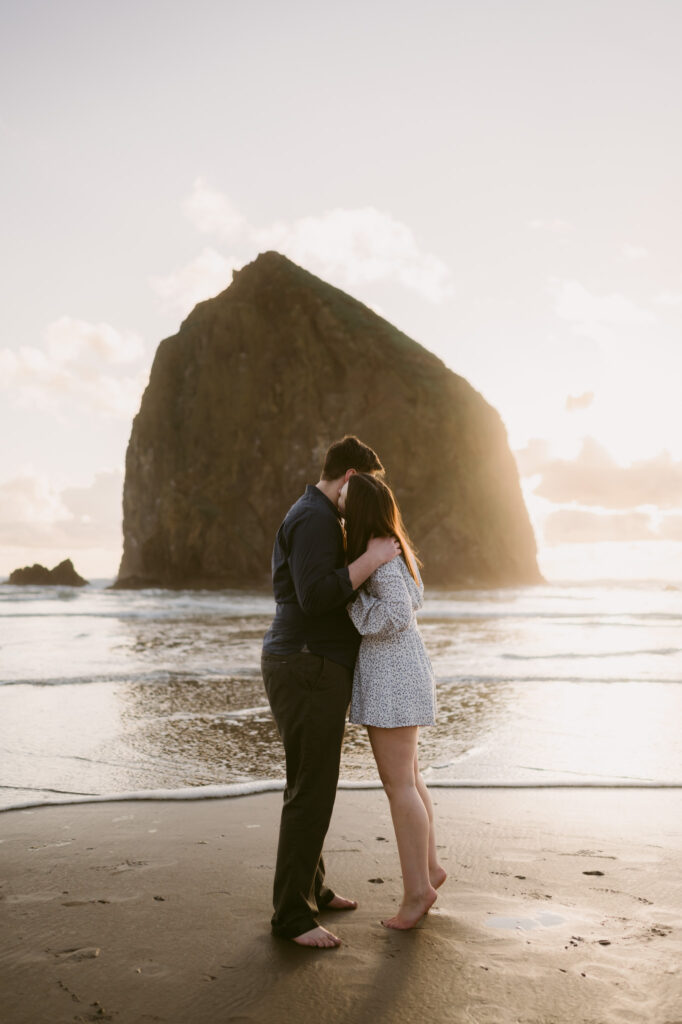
[
  {"x1": 366, "y1": 535, "x2": 401, "y2": 566},
  {"x1": 348, "y1": 536, "x2": 401, "y2": 590}
]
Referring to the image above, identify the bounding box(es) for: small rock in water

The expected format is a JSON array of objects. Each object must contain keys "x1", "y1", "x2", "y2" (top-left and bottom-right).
[
  {"x1": 368, "y1": 878, "x2": 384, "y2": 884},
  {"x1": 7, "y1": 558, "x2": 88, "y2": 587}
]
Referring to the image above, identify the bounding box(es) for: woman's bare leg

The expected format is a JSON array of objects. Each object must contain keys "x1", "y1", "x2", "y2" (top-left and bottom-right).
[
  {"x1": 413, "y1": 750, "x2": 447, "y2": 889},
  {"x1": 367, "y1": 725, "x2": 438, "y2": 929}
]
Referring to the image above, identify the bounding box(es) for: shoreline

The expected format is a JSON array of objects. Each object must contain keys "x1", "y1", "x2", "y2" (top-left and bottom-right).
[
  {"x1": 1, "y1": 788, "x2": 680, "y2": 1023},
  {"x1": 4, "y1": 776, "x2": 682, "y2": 815}
]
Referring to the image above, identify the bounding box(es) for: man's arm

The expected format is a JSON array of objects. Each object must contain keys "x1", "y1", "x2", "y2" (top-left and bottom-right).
[
  {"x1": 287, "y1": 514, "x2": 399, "y2": 617},
  {"x1": 348, "y1": 560, "x2": 413, "y2": 636},
  {"x1": 348, "y1": 536, "x2": 400, "y2": 590}
]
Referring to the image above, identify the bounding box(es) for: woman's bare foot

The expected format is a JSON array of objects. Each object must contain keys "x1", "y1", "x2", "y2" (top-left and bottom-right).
[
  {"x1": 381, "y1": 886, "x2": 438, "y2": 930},
  {"x1": 291, "y1": 925, "x2": 341, "y2": 948},
  {"x1": 430, "y1": 865, "x2": 447, "y2": 890},
  {"x1": 325, "y1": 894, "x2": 358, "y2": 910}
]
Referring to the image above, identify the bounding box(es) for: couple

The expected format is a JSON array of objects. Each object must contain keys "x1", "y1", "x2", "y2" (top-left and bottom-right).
[{"x1": 261, "y1": 436, "x2": 444, "y2": 948}]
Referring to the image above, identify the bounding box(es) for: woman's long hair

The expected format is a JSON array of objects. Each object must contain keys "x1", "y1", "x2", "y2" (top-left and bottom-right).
[{"x1": 344, "y1": 473, "x2": 422, "y2": 583}]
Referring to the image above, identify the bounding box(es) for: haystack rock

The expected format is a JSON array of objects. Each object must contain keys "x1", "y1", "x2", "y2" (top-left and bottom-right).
[{"x1": 116, "y1": 252, "x2": 542, "y2": 589}]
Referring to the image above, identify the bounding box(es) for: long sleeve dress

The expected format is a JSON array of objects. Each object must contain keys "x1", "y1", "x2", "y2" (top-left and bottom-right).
[{"x1": 347, "y1": 555, "x2": 436, "y2": 727}]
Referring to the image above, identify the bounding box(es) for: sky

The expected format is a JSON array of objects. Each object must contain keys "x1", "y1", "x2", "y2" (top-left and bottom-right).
[{"x1": 1, "y1": 0, "x2": 681, "y2": 582}]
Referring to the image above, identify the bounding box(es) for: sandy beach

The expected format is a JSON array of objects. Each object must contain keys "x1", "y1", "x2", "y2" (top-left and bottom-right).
[{"x1": 1, "y1": 788, "x2": 680, "y2": 1024}]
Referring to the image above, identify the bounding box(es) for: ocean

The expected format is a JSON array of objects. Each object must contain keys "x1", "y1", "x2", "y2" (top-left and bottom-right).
[{"x1": 1, "y1": 579, "x2": 681, "y2": 811}]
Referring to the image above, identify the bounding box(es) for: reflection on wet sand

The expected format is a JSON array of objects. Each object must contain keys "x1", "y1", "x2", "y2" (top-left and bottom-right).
[
  {"x1": 116, "y1": 613, "x2": 275, "y2": 675},
  {"x1": 342, "y1": 679, "x2": 509, "y2": 778},
  {"x1": 121, "y1": 676, "x2": 284, "y2": 785},
  {"x1": 121, "y1": 673, "x2": 509, "y2": 786},
  {"x1": 113, "y1": 604, "x2": 515, "y2": 787}
]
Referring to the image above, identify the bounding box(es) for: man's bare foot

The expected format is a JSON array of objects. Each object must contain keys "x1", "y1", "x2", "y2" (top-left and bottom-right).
[
  {"x1": 291, "y1": 925, "x2": 341, "y2": 948},
  {"x1": 325, "y1": 894, "x2": 358, "y2": 910},
  {"x1": 381, "y1": 886, "x2": 438, "y2": 930},
  {"x1": 430, "y1": 865, "x2": 447, "y2": 890}
]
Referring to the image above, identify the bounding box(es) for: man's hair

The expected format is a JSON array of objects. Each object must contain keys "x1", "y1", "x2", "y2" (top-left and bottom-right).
[{"x1": 321, "y1": 435, "x2": 384, "y2": 480}]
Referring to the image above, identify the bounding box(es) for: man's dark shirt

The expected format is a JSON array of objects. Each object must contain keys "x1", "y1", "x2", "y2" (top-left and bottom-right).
[{"x1": 262, "y1": 485, "x2": 360, "y2": 670}]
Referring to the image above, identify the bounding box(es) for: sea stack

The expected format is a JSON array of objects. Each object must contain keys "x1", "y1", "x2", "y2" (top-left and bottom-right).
[
  {"x1": 7, "y1": 559, "x2": 88, "y2": 586},
  {"x1": 116, "y1": 252, "x2": 542, "y2": 589}
]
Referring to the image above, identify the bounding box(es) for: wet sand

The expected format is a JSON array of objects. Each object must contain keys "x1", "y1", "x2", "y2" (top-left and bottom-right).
[{"x1": 1, "y1": 788, "x2": 680, "y2": 1024}]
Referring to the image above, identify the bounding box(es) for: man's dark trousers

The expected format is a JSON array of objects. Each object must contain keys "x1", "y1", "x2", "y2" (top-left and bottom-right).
[{"x1": 262, "y1": 649, "x2": 352, "y2": 939}]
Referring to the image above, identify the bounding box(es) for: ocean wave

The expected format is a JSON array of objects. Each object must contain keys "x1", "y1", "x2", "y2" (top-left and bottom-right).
[
  {"x1": 2, "y1": 671, "x2": 675, "y2": 688},
  {"x1": 159, "y1": 705, "x2": 272, "y2": 723},
  {"x1": 2, "y1": 585, "x2": 679, "y2": 625},
  {"x1": 3, "y1": 777, "x2": 682, "y2": 814},
  {"x1": 0, "y1": 668, "x2": 262, "y2": 687},
  {"x1": 501, "y1": 647, "x2": 682, "y2": 661},
  {"x1": 2, "y1": 671, "x2": 681, "y2": 688},
  {"x1": 0, "y1": 607, "x2": 274, "y2": 621},
  {"x1": 436, "y1": 674, "x2": 682, "y2": 685},
  {"x1": 420, "y1": 610, "x2": 682, "y2": 623}
]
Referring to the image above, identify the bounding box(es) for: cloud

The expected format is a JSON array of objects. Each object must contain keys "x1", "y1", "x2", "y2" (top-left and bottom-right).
[
  {"x1": 565, "y1": 391, "x2": 594, "y2": 412},
  {"x1": 659, "y1": 515, "x2": 682, "y2": 541},
  {"x1": 544, "y1": 509, "x2": 656, "y2": 544},
  {"x1": 514, "y1": 438, "x2": 552, "y2": 477},
  {"x1": 516, "y1": 436, "x2": 682, "y2": 510},
  {"x1": 622, "y1": 244, "x2": 649, "y2": 261},
  {"x1": 0, "y1": 317, "x2": 148, "y2": 419},
  {"x1": 0, "y1": 469, "x2": 122, "y2": 552},
  {"x1": 44, "y1": 316, "x2": 144, "y2": 365},
  {"x1": 61, "y1": 471, "x2": 123, "y2": 531},
  {"x1": 252, "y1": 206, "x2": 454, "y2": 302},
  {"x1": 0, "y1": 472, "x2": 70, "y2": 526},
  {"x1": 153, "y1": 182, "x2": 455, "y2": 318},
  {"x1": 528, "y1": 218, "x2": 574, "y2": 233},
  {"x1": 149, "y1": 247, "x2": 239, "y2": 318},
  {"x1": 183, "y1": 178, "x2": 246, "y2": 238},
  {"x1": 552, "y1": 280, "x2": 655, "y2": 338},
  {"x1": 654, "y1": 291, "x2": 682, "y2": 307}
]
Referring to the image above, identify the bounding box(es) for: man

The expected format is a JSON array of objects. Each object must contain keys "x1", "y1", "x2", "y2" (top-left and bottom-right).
[{"x1": 261, "y1": 436, "x2": 399, "y2": 948}]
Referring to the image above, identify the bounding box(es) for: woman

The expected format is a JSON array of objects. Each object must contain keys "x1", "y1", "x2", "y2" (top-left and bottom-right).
[{"x1": 339, "y1": 472, "x2": 445, "y2": 930}]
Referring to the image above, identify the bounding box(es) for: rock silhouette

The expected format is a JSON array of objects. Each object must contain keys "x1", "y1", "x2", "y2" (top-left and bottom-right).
[
  {"x1": 116, "y1": 252, "x2": 542, "y2": 589},
  {"x1": 7, "y1": 559, "x2": 88, "y2": 587}
]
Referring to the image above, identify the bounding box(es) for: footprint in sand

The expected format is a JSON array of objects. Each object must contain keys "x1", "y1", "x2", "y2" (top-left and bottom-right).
[
  {"x1": 520, "y1": 889, "x2": 553, "y2": 901},
  {"x1": 88, "y1": 858, "x2": 161, "y2": 875},
  {"x1": 61, "y1": 894, "x2": 140, "y2": 906},
  {"x1": 572, "y1": 850, "x2": 617, "y2": 860},
  {"x1": 62, "y1": 899, "x2": 111, "y2": 906},
  {"x1": 28, "y1": 840, "x2": 74, "y2": 851},
  {"x1": 52, "y1": 946, "x2": 101, "y2": 961},
  {"x1": 72, "y1": 1003, "x2": 114, "y2": 1022},
  {"x1": 93, "y1": 858, "x2": 176, "y2": 875},
  {"x1": 111, "y1": 858, "x2": 150, "y2": 874},
  {"x1": 629, "y1": 923, "x2": 673, "y2": 942},
  {"x1": 134, "y1": 962, "x2": 170, "y2": 978},
  {"x1": 5, "y1": 891, "x2": 61, "y2": 903},
  {"x1": 594, "y1": 887, "x2": 653, "y2": 905}
]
